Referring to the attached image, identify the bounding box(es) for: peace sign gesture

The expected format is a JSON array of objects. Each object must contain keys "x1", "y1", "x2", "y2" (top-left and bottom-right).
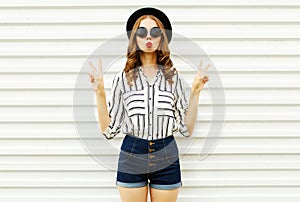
[
  {"x1": 192, "y1": 59, "x2": 211, "y2": 94},
  {"x1": 88, "y1": 58, "x2": 104, "y2": 92}
]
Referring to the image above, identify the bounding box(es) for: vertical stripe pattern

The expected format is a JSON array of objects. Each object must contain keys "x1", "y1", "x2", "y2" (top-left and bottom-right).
[{"x1": 102, "y1": 65, "x2": 190, "y2": 140}]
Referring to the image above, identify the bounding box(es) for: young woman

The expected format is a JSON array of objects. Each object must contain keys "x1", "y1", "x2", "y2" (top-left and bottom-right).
[{"x1": 88, "y1": 7, "x2": 210, "y2": 202}]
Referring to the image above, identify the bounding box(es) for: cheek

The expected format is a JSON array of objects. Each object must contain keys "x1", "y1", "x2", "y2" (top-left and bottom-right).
[
  {"x1": 136, "y1": 38, "x2": 143, "y2": 49},
  {"x1": 153, "y1": 38, "x2": 161, "y2": 47}
]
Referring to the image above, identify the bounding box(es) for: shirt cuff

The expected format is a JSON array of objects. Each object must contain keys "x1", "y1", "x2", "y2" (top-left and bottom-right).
[
  {"x1": 178, "y1": 122, "x2": 190, "y2": 137},
  {"x1": 102, "y1": 126, "x2": 121, "y2": 140}
]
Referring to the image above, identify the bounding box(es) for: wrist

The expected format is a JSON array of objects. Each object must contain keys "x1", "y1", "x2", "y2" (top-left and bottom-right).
[
  {"x1": 94, "y1": 88, "x2": 106, "y2": 96},
  {"x1": 191, "y1": 86, "x2": 201, "y2": 96}
]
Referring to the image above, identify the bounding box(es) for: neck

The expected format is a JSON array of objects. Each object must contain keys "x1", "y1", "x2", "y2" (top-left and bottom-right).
[{"x1": 140, "y1": 52, "x2": 158, "y2": 69}]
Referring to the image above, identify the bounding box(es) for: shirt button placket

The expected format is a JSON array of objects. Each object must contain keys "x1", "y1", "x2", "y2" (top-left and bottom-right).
[{"x1": 148, "y1": 84, "x2": 153, "y2": 140}]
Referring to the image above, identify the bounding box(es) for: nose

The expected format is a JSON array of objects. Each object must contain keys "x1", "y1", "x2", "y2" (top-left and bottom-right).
[{"x1": 146, "y1": 28, "x2": 152, "y2": 39}]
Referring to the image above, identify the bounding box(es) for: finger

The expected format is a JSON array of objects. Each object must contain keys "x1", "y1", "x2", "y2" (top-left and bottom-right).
[
  {"x1": 88, "y1": 71, "x2": 97, "y2": 82},
  {"x1": 197, "y1": 59, "x2": 203, "y2": 73},
  {"x1": 88, "y1": 72, "x2": 95, "y2": 80},
  {"x1": 89, "y1": 61, "x2": 97, "y2": 73},
  {"x1": 98, "y1": 57, "x2": 103, "y2": 78},
  {"x1": 203, "y1": 64, "x2": 211, "y2": 75},
  {"x1": 197, "y1": 71, "x2": 205, "y2": 79},
  {"x1": 201, "y1": 76, "x2": 208, "y2": 80}
]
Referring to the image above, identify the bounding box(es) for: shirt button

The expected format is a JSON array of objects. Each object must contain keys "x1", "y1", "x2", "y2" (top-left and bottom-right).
[{"x1": 150, "y1": 85, "x2": 152, "y2": 87}]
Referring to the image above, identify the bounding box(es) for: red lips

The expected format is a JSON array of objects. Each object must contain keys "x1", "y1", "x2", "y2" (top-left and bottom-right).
[{"x1": 146, "y1": 42, "x2": 152, "y2": 48}]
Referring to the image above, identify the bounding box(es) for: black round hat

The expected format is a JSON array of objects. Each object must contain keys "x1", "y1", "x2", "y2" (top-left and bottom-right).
[{"x1": 126, "y1": 7, "x2": 172, "y2": 43}]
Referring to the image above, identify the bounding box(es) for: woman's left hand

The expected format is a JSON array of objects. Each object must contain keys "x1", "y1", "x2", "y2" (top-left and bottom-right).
[{"x1": 192, "y1": 59, "x2": 211, "y2": 94}]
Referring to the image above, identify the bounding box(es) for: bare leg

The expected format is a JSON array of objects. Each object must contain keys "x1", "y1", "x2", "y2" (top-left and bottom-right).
[
  {"x1": 149, "y1": 187, "x2": 180, "y2": 202},
  {"x1": 117, "y1": 185, "x2": 148, "y2": 202}
]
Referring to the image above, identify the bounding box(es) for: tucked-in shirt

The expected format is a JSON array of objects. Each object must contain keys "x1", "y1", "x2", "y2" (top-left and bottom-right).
[{"x1": 102, "y1": 65, "x2": 190, "y2": 140}]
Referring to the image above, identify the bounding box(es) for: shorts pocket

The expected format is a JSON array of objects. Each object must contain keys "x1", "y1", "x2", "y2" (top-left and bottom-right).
[
  {"x1": 163, "y1": 138, "x2": 180, "y2": 165},
  {"x1": 118, "y1": 136, "x2": 137, "y2": 163}
]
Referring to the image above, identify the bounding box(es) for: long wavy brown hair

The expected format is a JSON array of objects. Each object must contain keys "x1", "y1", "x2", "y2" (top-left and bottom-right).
[{"x1": 124, "y1": 15, "x2": 178, "y2": 87}]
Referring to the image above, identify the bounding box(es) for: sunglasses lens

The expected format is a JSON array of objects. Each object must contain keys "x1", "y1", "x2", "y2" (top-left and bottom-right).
[
  {"x1": 150, "y1": 27, "x2": 162, "y2": 38},
  {"x1": 136, "y1": 27, "x2": 147, "y2": 38},
  {"x1": 136, "y1": 27, "x2": 162, "y2": 38}
]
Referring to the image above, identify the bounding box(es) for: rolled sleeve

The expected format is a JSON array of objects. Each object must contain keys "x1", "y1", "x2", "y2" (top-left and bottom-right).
[
  {"x1": 174, "y1": 73, "x2": 190, "y2": 137},
  {"x1": 102, "y1": 72, "x2": 125, "y2": 140}
]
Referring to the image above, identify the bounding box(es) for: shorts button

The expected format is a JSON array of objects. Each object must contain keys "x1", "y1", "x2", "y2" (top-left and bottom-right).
[
  {"x1": 149, "y1": 155, "x2": 155, "y2": 159},
  {"x1": 149, "y1": 163, "x2": 155, "y2": 166}
]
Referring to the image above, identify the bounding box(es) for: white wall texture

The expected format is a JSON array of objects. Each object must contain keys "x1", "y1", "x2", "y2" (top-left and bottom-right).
[{"x1": 0, "y1": 0, "x2": 300, "y2": 201}]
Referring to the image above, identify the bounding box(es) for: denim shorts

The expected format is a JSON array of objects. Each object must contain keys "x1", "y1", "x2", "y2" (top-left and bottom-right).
[{"x1": 116, "y1": 134, "x2": 182, "y2": 190}]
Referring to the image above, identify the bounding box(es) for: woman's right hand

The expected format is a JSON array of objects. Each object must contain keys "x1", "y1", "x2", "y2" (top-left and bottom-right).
[{"x1": 88, "y1": 58, "x2": 104, "y2": 93}]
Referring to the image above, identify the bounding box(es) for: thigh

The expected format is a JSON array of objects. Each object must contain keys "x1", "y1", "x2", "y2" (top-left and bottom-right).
[
  {"x1": 117, "y1": 185, "x2": 148, "y2": 202},
  {"x1": 150, "y1": 187, "x2": 180, "y2": 202}
]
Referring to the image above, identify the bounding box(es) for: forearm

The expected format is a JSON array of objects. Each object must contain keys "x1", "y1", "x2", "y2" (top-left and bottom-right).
[
  {"x1": 185, "y1": 87, "x2": 201, "y2": 136},
  {"x1": 94, "y1": 85, "x2": 111, "y2": 133}
]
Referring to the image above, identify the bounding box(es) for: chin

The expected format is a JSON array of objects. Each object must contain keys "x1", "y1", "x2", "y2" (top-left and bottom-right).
[{"x1": 143, "y1": 49, "x2": 157, "y2": 53}]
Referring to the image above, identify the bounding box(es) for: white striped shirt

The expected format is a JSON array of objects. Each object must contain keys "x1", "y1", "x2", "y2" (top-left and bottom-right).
[{"x1": 102, "y1": 65, "x2": 190, "y2": 140}]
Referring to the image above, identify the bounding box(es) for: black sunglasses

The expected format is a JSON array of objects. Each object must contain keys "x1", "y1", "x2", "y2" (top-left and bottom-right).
[{"x1": 135, "y1": 26, "x2": 162, "y2": 38}]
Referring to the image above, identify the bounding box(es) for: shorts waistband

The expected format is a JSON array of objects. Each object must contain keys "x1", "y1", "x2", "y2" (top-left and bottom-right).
[{"x1": 124, "y1": 134, "x2": 174, "y2": 144}]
